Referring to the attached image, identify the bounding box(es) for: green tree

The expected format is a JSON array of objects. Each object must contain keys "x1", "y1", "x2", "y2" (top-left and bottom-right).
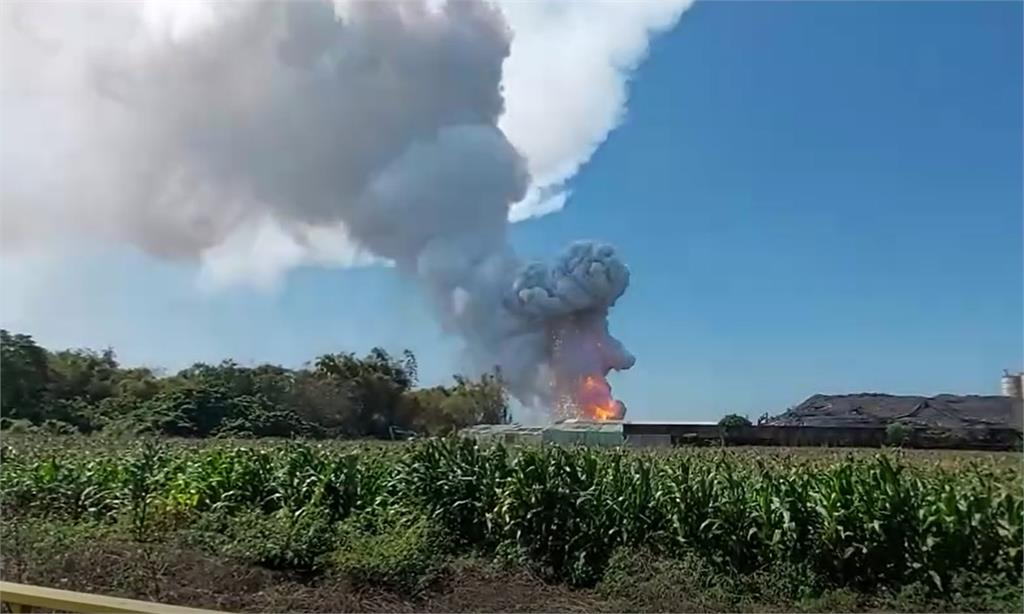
[
  {"x1": 288, "y1": 371, "x2": 353, "y2": 435},
  {"x1": 47, "y1": 347, "x2": 120, "y2": 405},
  {"x1": 718, "y1": 413, "x2": 752, "y2": 428},
  {"x1": 113, "y1": 367, "x2": 162, "y2": 405},
  {"x1": 405, "y1": 372, "x2": 508, "y2": 435},
  {"x1": 142, "y1": 381, "x2": 235, "y2": 436},
  {"x1": 0, "y1": 330, "x2": 51, "y2": 423},
  {"x1": 0, "y1": 331, "x2": 513, "y2": 439},
  {"x1": 444, "y1": 372, "x2": 510, "y2": 428},
  {"x1": 218, "y1": 394, "x2": 308, "y2": 438},
  {"x1": 885, "y1": 422, "x2": 912, "y2": 447},
  {"x1": 403, "y1": 386, "x2": 451, "y2": 435},
  {"x1": 314, "y1": 348, "x2": 417, "y2": 437}
]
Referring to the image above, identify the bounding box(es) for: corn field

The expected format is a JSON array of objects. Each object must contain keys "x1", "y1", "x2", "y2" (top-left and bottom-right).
[{"x1": 1, "y1": 437, "x2": 1021, "y2": 590}]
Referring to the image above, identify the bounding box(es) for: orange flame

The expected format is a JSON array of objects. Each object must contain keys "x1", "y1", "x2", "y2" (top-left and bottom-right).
[
  {"x1": 577, "y1": 375, "x2": 623, "y2": 421},
  {"x1": 591, "y1": 403, "x2": 616, "y2": 421}
]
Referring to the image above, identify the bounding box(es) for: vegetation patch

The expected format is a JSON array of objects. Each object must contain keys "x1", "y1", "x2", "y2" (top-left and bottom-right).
[
  {"x1": 333, "y1": 511, "x2": 448, "y2": 594},
  {"x1": 1, "y1": 436, "x2": 1021, "y2": 612},
  {"x1": 0, "y1": 329, "x2": 510, "y2": 440}
]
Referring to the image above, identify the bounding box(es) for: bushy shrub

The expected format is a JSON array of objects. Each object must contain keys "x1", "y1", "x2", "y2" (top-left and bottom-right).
[
  {"x1": 216, "y1": 396, "x2": 308, "y2": 438},
  {"x1": 493, "y1": 539, "x2": 530, "y2": 570},
  {"x1": 230, "y1": 507, "x2": 337, "y2": 571},
  {"x1": 718, "y1": 413, "x2": 752, "y2": 428},
  {"x1": 885, "y1": 422, "x2": 912, "y2": 446},
  {"x1": 40, "y1": 419, "x2": 77, "y2": 436},
  {"x1": 598, "y1": 547, "x2": 736, "y2": 611},
  {"x1": 737, "y1": 558, "x2": 827, "y2": 604},
  {"x1": 2, "y1": 418, "x2": 35, "y2": 433},
  {"x1": 333, "y1": 511, "x2": 446, "y2": 594}
]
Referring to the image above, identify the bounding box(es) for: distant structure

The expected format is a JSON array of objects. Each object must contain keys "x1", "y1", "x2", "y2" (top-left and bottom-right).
[
  {"x1": 765, "y1": 392, "x2": 1021, "y2": 431},
  {"x1": 1002, "y1": 370, "x2": 1024, "y2": 399}
]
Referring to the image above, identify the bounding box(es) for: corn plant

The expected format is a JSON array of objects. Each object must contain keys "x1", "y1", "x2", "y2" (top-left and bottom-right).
[{"x1": 1, "y1": 435, "x2": 1020, "y2": 591}]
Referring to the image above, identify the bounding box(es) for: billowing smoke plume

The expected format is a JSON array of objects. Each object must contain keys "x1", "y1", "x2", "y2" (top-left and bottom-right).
[
  {"x1": 1, "y1": 0, "x2": 686, "y2": 417},
  {"x1": 508, "y1": 243, "x2": 636, "y2": 417}
]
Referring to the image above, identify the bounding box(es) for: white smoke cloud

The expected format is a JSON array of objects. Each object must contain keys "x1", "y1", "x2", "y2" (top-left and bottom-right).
[
  {"x1": 2, "y1": 0, "x2": 512, "y2": 271},
  {"x1": 0, "y1": 0, "x2": 689, "y2": 415},
  {"x1": 1, "y1": 0, "x2": 692, "y2": 285},
  {"x1": 499, "y1": 0, "x2": 694, "y2": 221},
  {"x1": 197, "y1": 218, "x2": 384, "y2": 292}
]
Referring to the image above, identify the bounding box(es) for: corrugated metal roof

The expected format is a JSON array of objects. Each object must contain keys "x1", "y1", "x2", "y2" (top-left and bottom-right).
[{"x1": 461, "y1": 421, "x2": 626, "y2": 447}]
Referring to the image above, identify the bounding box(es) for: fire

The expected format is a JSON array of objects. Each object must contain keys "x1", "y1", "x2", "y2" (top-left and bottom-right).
[
  {"x1": 577, "y1": 375, "x2": 625, "y2": 421},
  {"x1": 547, "y1": 311, "x2": 634, "y2": 423},
  {"x1": 591, "y1": 403, "x2": 616, "y2": 421}
]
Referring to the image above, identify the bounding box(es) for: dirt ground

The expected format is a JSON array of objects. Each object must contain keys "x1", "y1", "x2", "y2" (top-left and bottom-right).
[{"x1": 1, "y1": 538, "x2": 617, "y2": 613}]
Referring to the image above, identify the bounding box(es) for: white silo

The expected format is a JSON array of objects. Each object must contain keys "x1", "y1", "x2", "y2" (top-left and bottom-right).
[{"x1": 1001, "y1": 370, "x2": 1024, "y2": 399}]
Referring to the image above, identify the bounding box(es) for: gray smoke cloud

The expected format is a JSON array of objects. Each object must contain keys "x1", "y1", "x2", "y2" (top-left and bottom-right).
[
  {"x1": 0, "y1": 0, "x2": 639, "y2": 416},
  {"x1": 506, "y1": 242, "x2": 636, "y2": 415}
]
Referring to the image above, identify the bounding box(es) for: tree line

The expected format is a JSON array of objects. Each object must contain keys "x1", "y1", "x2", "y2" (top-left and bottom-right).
[{"x1": 0, "y1": 330, "x2": 510, "y2": 438}]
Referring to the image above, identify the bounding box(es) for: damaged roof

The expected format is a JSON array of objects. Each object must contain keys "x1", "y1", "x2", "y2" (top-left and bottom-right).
[{"x1": 766, "y1": 393, "x2": 1023, "y2": 431}]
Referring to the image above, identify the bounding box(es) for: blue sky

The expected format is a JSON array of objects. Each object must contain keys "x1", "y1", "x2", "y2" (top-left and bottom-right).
[{"x1": 3, "y1": 1, "x2": 1021, "y2": 421}]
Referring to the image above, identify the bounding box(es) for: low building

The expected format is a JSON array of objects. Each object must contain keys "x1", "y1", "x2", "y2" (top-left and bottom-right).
[
  {"x1": 460, "y1": 423, "x2": 544, "y2": 446},
  {"x1": 460, "y1": 420, "x2": 628, "y2": 447},
  {"x1": 542, "y1": 419, "x2": 624, "y2": 447}
]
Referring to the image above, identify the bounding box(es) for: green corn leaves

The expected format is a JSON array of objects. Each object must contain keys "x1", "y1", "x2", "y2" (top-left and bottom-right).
[{"x1": 1, "y1": 437, "x2": 1020, "y2": 590}]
